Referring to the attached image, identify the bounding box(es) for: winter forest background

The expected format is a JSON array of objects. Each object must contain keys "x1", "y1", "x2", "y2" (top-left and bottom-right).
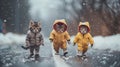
[
  {"x1": 0, "y1": 0, "x2": 120, "y2": 36},
  {"x1": 0, "y1": 0, "x2": 120, "y2": 67}
]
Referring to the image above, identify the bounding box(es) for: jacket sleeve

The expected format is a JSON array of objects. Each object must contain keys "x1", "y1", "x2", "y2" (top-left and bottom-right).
[
  {"x1": 65, "y1": 31, "x2": 70, "y2": 41},
  {"x1": 49, "y1": 30, "x2": 55, "y2": 40},
  {"x1": 26, "y1": 32, "x2": 30, "y2": 46},
  {"x1": 88, "y1": 33, "x2": 94, "y2": 45},
  {"x1": 73, "y1": 33, "x2": 79, "y2": 44}
]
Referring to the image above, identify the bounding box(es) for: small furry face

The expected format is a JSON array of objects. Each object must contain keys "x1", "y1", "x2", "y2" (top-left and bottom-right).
[
  {"x1": 54, "y1": 22, "x2": 66, "y2": 33},
  {"x1": 79, "y1": 26, "x2": 88, "y2": 34},
  {"x1": 29, "y1": 20, "x2": 41, "y2": 33}
]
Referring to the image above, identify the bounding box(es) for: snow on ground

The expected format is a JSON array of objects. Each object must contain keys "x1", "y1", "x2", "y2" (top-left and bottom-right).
[
  {"x1": 0, "y1": 33, "x2": 120, "y2": 51},
  {"x1": 0, "y1": 33, "x2": 120, "y2": 67},
  {"x1": 93, "y1": 34, "x2": 120, "y2": 51},
  {"x1": 0, "y1": 33, "x2": 25, "y2": 45}
]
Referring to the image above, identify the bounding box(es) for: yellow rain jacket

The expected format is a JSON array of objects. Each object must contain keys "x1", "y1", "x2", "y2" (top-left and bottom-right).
[
  {"x1": 49, "y1": 19, "x2": 70, "y2": 52},
  {"x1": 73, "y1": 22, "x2": 94, "y2": 53}
]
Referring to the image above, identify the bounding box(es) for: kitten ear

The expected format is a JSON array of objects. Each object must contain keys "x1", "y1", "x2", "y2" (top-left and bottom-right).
[
  {"x1": 37, "y1": 22, "x2": 42, "y2": 32},
  {"x1": 29, "y1": 20, "x2": 34, "y2": 28},
  {"x1": 37, "y1": 22, "x2": 41, "y2": 28}
]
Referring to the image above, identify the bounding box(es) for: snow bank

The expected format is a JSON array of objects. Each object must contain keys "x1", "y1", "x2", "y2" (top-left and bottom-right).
[
  {"x1": 71, "y1": 34, "x2": 120, "y2": 51},
  {"x1": 0, "y1": 33, "x2": 120, "y2": 51},
  {"x1": 0, "y1": 33, "x2": 25, "y2": 45},
  {"x1": 93, "y1": 34, "x2": 120, "y2": 51}
]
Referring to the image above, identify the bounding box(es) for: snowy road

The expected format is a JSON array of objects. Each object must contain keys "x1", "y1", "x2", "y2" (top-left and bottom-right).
[
  {"x1": 0, "y1": 45, "x2": 120, "y2": 67},
  {"x1": 0, "y1": 33, "x2": 120, "y2": 67}
]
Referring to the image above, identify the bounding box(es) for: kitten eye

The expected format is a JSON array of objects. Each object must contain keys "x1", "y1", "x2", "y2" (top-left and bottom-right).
[{"x1": 34, "y1": 24, "x2": 38, "y2": 27}]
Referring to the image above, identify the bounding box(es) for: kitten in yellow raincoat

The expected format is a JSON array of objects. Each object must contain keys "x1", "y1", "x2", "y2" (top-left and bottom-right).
[
  {"x1": 73, "y1": 22, "x2": 94, "y2": 57},
  {"x1": 49, "y1": 19, "x2": 70, "y2": 57}
]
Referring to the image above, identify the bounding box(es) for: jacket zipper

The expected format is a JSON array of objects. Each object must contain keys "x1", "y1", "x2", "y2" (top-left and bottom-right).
[{"x1": 35, "y1": 33, "x2": 36, "y2": 45}]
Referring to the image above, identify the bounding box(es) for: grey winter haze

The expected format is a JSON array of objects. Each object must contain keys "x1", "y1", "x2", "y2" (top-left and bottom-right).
[
  {"x1": 0, "y1": 0, "x2": 120, "y2": 36},
  {"x1": 0, "y1": 0, "x2": 120, "y2": 67}
]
